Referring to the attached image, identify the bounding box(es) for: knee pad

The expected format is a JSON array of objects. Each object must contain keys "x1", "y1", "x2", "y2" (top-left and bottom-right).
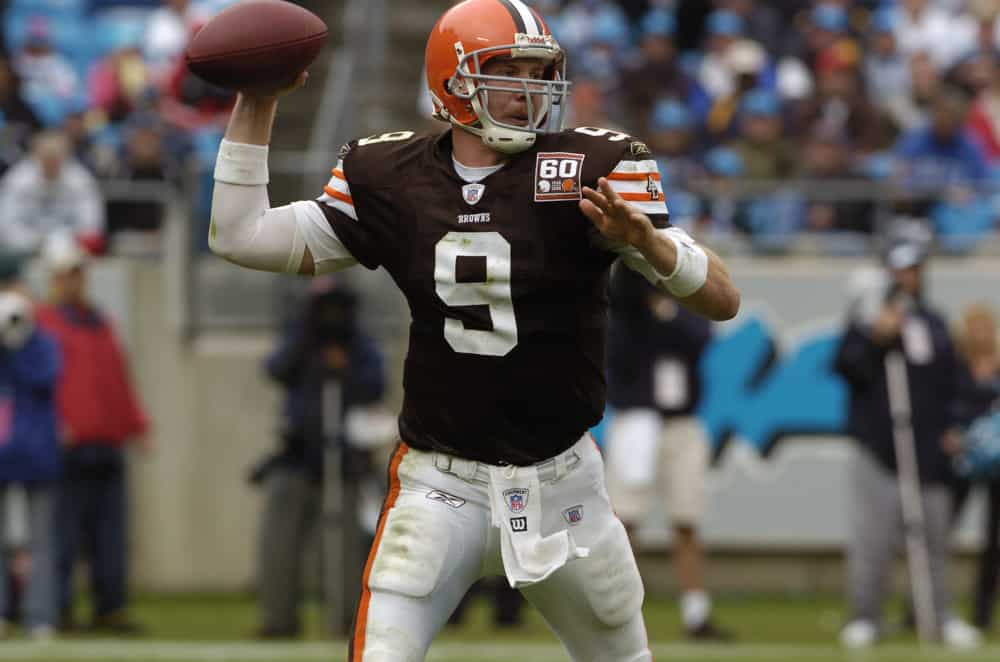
[
  {"x1": 361, "y1": 622, "x2": 422, "y2": 662},
  {"x1": 368, "y1": 504, "x2": 449, "y2": 598},
  {"x1": 577, "y1": 520, "x2": 644, "y2": 628}
]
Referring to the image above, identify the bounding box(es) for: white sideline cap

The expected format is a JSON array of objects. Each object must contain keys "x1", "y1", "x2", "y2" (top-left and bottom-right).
[{"x1": 40, "y1": 231, "x2": 86, "y2": 273}]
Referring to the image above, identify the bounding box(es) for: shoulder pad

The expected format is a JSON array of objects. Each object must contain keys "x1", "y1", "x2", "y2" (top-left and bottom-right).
[
  {"x1": 354, "y1": 130, "x2": 420, "y2": 149},
  {"x1": 340, "y1": 130, "x2": 428, "y2": 184}
]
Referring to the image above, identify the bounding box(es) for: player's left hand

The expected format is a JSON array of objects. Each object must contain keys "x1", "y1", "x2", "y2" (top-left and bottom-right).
[{"x1": 580, "y1": 178, "x2": 655, "y2": 248}]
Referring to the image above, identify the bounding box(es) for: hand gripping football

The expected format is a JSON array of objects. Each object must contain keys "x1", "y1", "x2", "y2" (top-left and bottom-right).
[{"x1": 185, "y1": 0, "x2": 328, "y2": 91}]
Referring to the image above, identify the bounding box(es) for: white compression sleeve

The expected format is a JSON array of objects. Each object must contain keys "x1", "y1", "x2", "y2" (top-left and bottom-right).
[
  {"x1": 209, "y1": 140, "x2": 357, "y2": 275},
  {"x1": 209, "y1": 139, "x2": 303, "y2": 273},
  {"x1": 209, "y1": 181, "x2": 305, "y2": 274}
]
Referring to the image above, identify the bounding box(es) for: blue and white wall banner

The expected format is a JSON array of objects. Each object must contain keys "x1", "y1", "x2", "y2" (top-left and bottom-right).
[{"x1": 604, "y1": 259, "x2": 1000, "y2": 549}]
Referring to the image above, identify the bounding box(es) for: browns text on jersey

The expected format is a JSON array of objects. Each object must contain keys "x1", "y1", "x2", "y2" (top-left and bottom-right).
[{"x1": 316, "y1": 127, "x2": 670, "y2": 465}]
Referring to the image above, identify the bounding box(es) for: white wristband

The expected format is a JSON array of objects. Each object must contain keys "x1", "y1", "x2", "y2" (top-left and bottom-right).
[
  {"x1": 661, "y1": 227, "x2": 708, "y2": 298},
  {"x1": 214, "y1": 139, "x2": 269, "y2": 185}
]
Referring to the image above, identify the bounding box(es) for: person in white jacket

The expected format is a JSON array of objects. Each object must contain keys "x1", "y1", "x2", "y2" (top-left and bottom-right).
[{"x1": 0, "y1": 131, "x2": 105, "y2": 255}]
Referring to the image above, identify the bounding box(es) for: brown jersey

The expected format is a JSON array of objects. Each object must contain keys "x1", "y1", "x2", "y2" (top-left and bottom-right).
[{"x1": 314, "y1": 127, "x2": 670, "y2": 465}]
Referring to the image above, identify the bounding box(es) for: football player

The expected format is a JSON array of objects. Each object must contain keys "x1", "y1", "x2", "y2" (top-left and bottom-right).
[{"x1": 208, "y1": 1, "x2": 739, "y2": 660}]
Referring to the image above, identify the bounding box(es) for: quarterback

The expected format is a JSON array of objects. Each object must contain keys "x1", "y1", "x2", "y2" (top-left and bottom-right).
[{"x1": 209, "y1": 0, "x2": 739, "y2": 659}]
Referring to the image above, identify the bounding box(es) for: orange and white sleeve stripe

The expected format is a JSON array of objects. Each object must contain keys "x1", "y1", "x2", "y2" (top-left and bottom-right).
[
  {"x1": 318, "y1": 159, "x2": 357, "y2": 220},
  {"x1": 605, "y1": 159, "x2": 669, "y2": 217}
]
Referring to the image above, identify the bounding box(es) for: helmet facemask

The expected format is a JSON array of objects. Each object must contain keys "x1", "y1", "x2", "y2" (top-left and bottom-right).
[{"x1": 435, "y1": 35, "x2": 571, "y2": 154}]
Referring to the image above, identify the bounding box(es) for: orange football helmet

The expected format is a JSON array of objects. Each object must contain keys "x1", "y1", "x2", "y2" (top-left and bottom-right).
[{"x1": 425, "y1": 0, "x2": 569, "y2": 154}]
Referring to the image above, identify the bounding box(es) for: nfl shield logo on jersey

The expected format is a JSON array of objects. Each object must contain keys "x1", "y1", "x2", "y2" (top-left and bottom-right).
[
  {"x1": 462, "y1": 183, "x2": 485, "y2": 206},
  {"x1": 503, "y1": 488, "x2": 528, "y2": 513}
]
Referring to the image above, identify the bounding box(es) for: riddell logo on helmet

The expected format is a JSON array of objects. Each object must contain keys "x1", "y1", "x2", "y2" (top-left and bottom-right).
[{"x1": 516, "y1": 33, "x2": 552, "y2": 46}]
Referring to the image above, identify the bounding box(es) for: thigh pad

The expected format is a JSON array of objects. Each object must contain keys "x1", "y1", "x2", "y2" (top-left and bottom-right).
[
  {"x1": 368, "y1": 503, "x2": 450, "y2": 599},
  {"x1": 576, "y1": 519, "x2": 644, "y2": 628}
]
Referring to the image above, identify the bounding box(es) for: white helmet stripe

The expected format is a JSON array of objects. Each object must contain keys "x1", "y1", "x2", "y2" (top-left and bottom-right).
[{"x1": 507, "y1": 0, "x2": 540, "y2": 36}]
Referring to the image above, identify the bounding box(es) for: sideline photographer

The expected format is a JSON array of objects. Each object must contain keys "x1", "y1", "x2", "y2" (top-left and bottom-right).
[{"x1": 251, "y1": 277, "x2": 386, "y2": 638}]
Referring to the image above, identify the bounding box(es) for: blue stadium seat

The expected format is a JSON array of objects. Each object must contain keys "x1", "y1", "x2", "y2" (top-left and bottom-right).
[
  {"x1": 88, "y1": 0, "x2": 161, "y2": 11},
  {"x1": 4, "y1": 13, "x2": 96, "y2": 74},
  {"x1": 9, "y1": 0, "x2": 87, "y2": 18},
  {"x1": 92, "y1": 11, "x2": 149, "y2": 56}
]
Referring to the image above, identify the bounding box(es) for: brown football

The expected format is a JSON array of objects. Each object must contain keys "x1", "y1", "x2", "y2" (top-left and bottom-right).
[{"x1": 185, "y1": 0, "x2": 328, "y2": 91}]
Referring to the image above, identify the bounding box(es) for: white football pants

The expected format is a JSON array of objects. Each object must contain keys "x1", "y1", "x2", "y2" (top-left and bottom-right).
[{"x1": 349, "y1": 436, "x2": 651, "y2": 662}]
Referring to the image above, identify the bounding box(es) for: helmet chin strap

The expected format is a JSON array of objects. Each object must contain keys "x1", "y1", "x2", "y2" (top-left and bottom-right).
[{"x1": 463, "y1": 92, "x2": 537, "y2": 154}]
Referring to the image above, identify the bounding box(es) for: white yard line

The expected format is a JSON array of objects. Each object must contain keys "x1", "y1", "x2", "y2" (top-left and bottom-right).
[{"x1": 0, "y1": 640, "x2": 996, "y2": 661}]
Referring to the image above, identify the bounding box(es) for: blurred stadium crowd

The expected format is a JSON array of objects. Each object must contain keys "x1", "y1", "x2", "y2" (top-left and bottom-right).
[
  {"x1": 522, "y1": 0, "x2": 1000, "y2": 253},
  {"x1": 0, "y1": 0, "x2": 238, "y2": 256},
  {"x1": 4, "y1": 0, "x2": 1000, "y2": 259}
]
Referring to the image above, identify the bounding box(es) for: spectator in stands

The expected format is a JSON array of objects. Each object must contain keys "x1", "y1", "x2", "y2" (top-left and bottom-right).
[
  {"x1": 834, "y1": 227, "x2": 980, "y2": 649},
  {"x1": 0, "y1": 131, "x2": 105, "y2": 255},
  {"x1": 574, "y1": 9, "x2": 629, "y2": 109},
  {"x1": 648, "y1": 99, "x2": 705, "y2": 230},
  {"x1": 952, "y1": 51, "x2": 995, "y2": 100},
  {"x1": 158, "y1": 23, "x2": 234, "y2": 133},
  {"x1": 864, "y1": 9, "x2": 911, "y2": 119},
  {"x1": 88, "y1": 27, "x2": 154, "y2": 125},
  {"x1": 650, "y1": 99, "x2": 703, "y2": 187},
  {"x1": 947, "y1": 304, "x2": 1000, "y2": 632},
  {"x1": 621, "y1": 9, "x2": 709, "y2": 134},
  {"x1": 793, "y1": 41, "x2": 891, "y2": 155},
  {"x1": 144, "y1": 0, "x2": 203, "y2": 82},
  {"x1": 565, "y1": 79, "x2": 623, "y2": 133},
  {"x1": 104, "y1": 113, "x2": 176, "y2": 238},
  {"x1": 698, "y1": 146, "x2": 750, "y2": 233},
  {"x1": 966, "y1": 0, "x2": 1000, "y2": 50},
  {"x1": 697, "y1": 10, "x2": 747, "y2": 100},
  {"x1": 966, "y1": 56, "x2": 1000, "y2": 163},
  {"x1": 883, "y1": 51, "x2": 941, "y2": 132},
  {"x1": 0, "y1": 266, "x2": 61, "y2": 642},
  {"x1": 796, "y1": 124, "x2": 875, "y2": 234},
  {"x1": 59, "y1": 102, "x2": 110, "y2": 176},
  {"x1": 785, "y1": 3, "x2": 852, "y2": 75},
  {"x1": 34, "y1": 233, "x2": 150, "y2": 634},
  {"x1": 252, "y1": 278, "x2": 385, "y2": 638},
  {"x1": 12, "y1": 20, "x2": 83, "y2": 128},
  {"x1": 895, "y1": 87, "x2": 989, "y2": 194},
  {"x1": 730, "y1": 89, "x2": 797, "y2": 180},
  {"x1": 0, "y1": 57, "x2": 43, "y2": 176},
  {"x1": 713, "y1": 0, "x2": 781, "y2": 55},
  {"x1": 893, "y1": 0, "x2": 976, "y2": 70},
  {"x1": 605, "y1": 265, "x2": 732, "y2": 641},
  {"x1": 896, "y1": 88, "x2": 994, "y2": 249},
  {"x1": 554, "y1": 0, "x2": 628, "y2": 56},
  {"x1": 704, "y1": 39, "x2": 771, "y2": 142}
]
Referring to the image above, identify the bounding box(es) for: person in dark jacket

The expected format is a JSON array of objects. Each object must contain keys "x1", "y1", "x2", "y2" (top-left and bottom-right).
[
  {"x1": 834, "y1": 233, "x2": 980, "y2": 649},
  {"x1": 253, "y1": 277, "x2": 386, "y2": 638},
  {"x1": 604, "y1": 265, "x2": 731, "y2": 641},
  {"x1": 0, "y1": 283, "x2": 61, "y2": 640},
  {"x1": 33, "y1": 233, "x2": 149, "y2": 634},
  {"x1": 947, "y1": 304, "x2": 1000, "y2": 631}
]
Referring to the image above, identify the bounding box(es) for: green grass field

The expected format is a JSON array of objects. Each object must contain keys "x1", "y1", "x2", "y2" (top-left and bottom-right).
[{"x1": 0, "y1": 593, "x2": 996, "y2": 661}]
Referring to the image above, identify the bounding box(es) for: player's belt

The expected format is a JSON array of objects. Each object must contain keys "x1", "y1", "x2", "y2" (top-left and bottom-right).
[{"x1": 433, "y1": 443, "x2": 582, "y2": 485}]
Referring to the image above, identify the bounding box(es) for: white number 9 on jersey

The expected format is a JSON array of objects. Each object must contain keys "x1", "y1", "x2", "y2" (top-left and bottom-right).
[{"x1": 434, "y1": 232, "x2": 518, "y2": 357}]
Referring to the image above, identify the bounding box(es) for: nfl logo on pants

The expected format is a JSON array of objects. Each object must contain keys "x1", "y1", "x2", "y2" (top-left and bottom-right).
[{"x1": 504, "y1": 488, "x2": 528, "y2": 513}]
